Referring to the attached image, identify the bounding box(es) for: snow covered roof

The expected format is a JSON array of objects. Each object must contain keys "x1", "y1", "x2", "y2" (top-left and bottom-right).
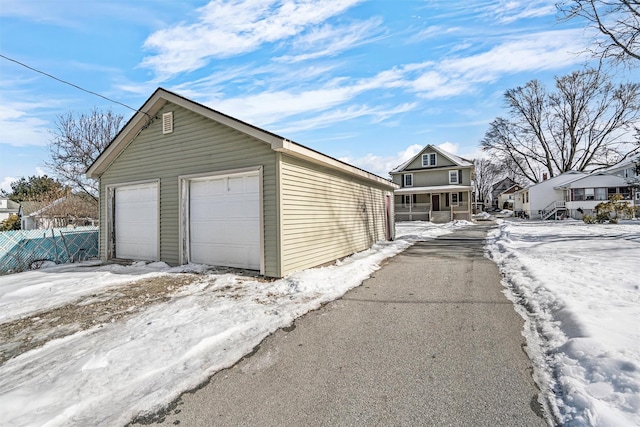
[{"x1": 553, "y1": 172, "x2": 629, "y2": 189}]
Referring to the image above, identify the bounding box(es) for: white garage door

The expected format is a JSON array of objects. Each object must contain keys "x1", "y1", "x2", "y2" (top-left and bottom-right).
[
  {"x1": 189, "y1": 171, "x2": 260, "y2": 270},
  {"x1": 115, "y1": 182, "x2": 158, "y2": 261}
]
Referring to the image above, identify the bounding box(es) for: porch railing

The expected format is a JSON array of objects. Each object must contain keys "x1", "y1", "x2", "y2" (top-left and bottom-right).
[
  {"x1": 395, "y1": 202, "x2": 431, "y2": 221},
  {"x1": 540, "y1": 200, "x2": 566, "y2": 220}
]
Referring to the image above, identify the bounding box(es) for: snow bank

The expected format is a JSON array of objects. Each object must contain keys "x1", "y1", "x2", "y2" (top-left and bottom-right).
[{"x1": 486, "y1": 220, "x2": 640, "y2": 426}]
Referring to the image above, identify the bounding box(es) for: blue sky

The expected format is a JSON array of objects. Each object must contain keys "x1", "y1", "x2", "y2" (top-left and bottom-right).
[{"x1": 0, "y1": 0, "x2": 608, "y2": 191}]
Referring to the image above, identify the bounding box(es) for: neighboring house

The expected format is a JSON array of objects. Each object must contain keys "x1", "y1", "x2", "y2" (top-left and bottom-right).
[
  {"x1": 555, "y1": 173, "x2": 634, "y2": 220},
  {"x1": 86, "y1": 88, "x2": 397, "y2": 278},
  {"x1": 490, "y1": 177, "x2": 518, "y2": 210},
  {"x1": 513, "y1": 171, "x2": 634, "y2": 220},
  {"x1": 497, "y1": 184, "x2": 522, "y2": 210},
  {"x1": 513, "y1": 172, "x2": 587, "y2": 219},
  {"x1": 389, "y1": 144, "x2": 474, "y2": 223},
  {"x1": 606, "y1": 156, "x2": 640, "y2": 213},
  {"x1": 19, "y1": 196, "x2": 99, "y2": 230},
  {"x1": 0, "y1": 198, "x2": 20, "y2": 222}
]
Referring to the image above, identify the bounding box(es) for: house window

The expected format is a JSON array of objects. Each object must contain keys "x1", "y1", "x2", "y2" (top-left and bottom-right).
[
  {"x1": 422, "y1": 153, "x2": 436, "y2": 167},
  {"x1": 404, "y1": 174, "x2": 413, "y2": 187},
  {"x1": 449, "y1": 170, "x2": 459, "y2": 184},
  {"x1": 572, "y1": 188, "x2": 585, "y2": 201},
  {"x1": 621, "y1": 187, "x2": 631, "y2": 200},
  {"x1": 402, "y1": 194, "x2": 417, "y2": 207},
  {"x1": 585, "y1": 188, "x2": 594, "y2": 200},
  {"x1": 595, "y1": 188, "x2": 607, "y2": 200},
  {"x1": 451, "y1": 193, "x2": 459, "y2": 206}
]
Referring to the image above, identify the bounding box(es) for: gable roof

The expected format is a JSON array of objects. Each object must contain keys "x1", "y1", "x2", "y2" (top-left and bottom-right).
[
  {"x1": 499, "y1": 184, "x2": 522, "y2": 195},
  {"x1": 491, "y1": 177, "x2": 517, "y2": 192},
  {"x1": 553, "y1": 172, "x2": 628, "y2": 189},
  {"x1": 390, "y1": 144, "x2": 473, "y2": 173},
  {"x1": 86, "y1": 88, "x2": 396, "y2": 189},
  {"x1": 19, "y1": 195, "x2": 98, "y2": 219}
]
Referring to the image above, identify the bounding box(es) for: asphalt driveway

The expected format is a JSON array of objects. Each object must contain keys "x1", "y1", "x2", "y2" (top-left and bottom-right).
[{"x1": 132, "y1": 224, "x2": 548, "y2": 426}]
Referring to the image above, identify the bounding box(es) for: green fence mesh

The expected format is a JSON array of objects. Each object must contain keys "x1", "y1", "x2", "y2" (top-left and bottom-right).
[{"x1": 0, "y1": 226, "x2": 98, "y2": 274}]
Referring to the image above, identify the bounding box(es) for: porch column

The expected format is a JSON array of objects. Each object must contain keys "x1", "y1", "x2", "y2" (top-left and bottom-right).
[{"x1": 450, "y1": 191, "x2": 453, "y2": 221}]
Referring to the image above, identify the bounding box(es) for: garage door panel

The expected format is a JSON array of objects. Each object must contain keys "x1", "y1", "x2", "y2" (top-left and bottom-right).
[
  {"x1": 115, "y1": 183, "x2": 158, "y2": 261},
  {"x1": 189, "y1": 172, "x2": 260, "y2": 270}
]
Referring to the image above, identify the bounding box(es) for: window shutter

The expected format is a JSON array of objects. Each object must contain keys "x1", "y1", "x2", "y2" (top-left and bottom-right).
[
  {"x1": 413, "y1": 194, "x2": 417, "y2": 204},
  {"x1": 458, "y1": 170, "x2": 462, "y2": 184}
]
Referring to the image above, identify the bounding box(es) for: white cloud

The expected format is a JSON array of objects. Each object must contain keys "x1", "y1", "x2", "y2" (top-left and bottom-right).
[
  {"x1": 1, "y1": 176, "x2": 16, "y2": 193},
  {"x1": 164, "y1": 26, "x2": 587, "y2": 136},
  {"x1": 408, "y1": 29, "x2": 588, "y2": 99},
  {"x1": 440, "y1": 30, "x2": 587, "y2": 80},
  {"x1": 193, "y1": 67, "x2": 414, "y2": 127},
  {"x1": 274, "y1": 18, "x2": 385, "y2": 63},
  {"x1": 340, "y1": 143, "x2": 423, "y2": 177},
  {"x1": 485, "y1": 0, "x2": 556, "y2": 24},
  {"x1": 140, "y1": 0, "x2": 363, "y2": 78},
  {"x1": 0, "y1": 103, "x2": 50, "y2": 147},
  {"x1": 437, "y1": 142, "x2": 459, "y2": 155},
  {"x1": 274, "y1": 102, "x2": 416, "y2": 135}
]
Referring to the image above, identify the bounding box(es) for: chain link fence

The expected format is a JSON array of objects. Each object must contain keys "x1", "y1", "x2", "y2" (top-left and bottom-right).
[{"x1": 0, "y1": 226, "x2": 99, "y2": 275}]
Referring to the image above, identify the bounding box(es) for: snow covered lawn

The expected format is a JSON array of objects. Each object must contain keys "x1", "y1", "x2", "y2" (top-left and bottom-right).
[
  {"x1": 0, "y1": 221, "x2": 464, "y2": 427},
  {"x1": 486, "y1": 220, "x2": 640, "y2": 427}
]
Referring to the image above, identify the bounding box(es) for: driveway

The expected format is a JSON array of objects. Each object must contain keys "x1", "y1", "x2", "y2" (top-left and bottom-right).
[{"x1": 132, "y1": 224, "x2": 548, "y2": 426}]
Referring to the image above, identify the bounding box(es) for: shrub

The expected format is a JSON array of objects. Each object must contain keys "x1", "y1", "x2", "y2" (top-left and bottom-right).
[
  {"x1": 0, "y1": 214, "x2": 20, "y2": 231},
  {"x1": 592, "y1": 194, "x2": 638, "y2": 224}
]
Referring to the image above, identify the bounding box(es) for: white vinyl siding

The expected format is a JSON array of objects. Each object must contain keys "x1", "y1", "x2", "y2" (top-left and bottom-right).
[
  {"x1": 98, "y1": 103, "x2": 279, "y2": 276},
  {"x1": 279, "y1": 155, "x2": 392, "y2": 276}
]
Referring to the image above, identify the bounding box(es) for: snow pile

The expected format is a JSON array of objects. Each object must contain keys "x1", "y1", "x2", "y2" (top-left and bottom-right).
[
  {"x1": 0, "y1": 221, "x2": 469, "y2": 427},
  {"x1": 0, "y1": 261, "x2": 172, "y2": 323},
  {"x1": 474, "y1": 211, "x2": 493, "y2": 220},
  {"x1": 486, "y1": 220, "x2": 640, "y2": 426}
]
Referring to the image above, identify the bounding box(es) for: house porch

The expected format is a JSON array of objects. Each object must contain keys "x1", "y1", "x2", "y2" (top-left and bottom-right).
[{"x1": 394, "y1": 186, "x2": 473, "y2": 223}]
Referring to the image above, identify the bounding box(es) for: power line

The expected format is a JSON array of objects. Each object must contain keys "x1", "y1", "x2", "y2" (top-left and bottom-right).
[{"x1": 0, "y1": 53, "x2": 149, "y2": 117}]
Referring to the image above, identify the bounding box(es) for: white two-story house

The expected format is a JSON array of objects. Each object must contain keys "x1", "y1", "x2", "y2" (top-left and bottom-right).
[{"x1": 390, "y1": 144, "x2": 474, "y2": 223}]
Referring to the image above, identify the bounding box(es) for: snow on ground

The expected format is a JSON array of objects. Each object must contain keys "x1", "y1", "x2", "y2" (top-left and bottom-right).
[
  {"x1": 0, "y1": 221, "x2": 463, "y2": 427},
  {"x1": 0, "y1": 261, "x2": 175, "y2": 324},
  {"x1": 486, "y1": 220, "x2": 640, "y2": 427}
]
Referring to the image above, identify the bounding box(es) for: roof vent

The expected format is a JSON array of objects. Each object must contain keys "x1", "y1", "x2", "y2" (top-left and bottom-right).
[{"x1": 162, "y1": 112, "x2": 173, "y2": 134}]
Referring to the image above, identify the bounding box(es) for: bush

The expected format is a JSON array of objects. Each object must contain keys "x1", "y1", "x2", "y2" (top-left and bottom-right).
[
  {"x1": 591, "y1": 194, "x2": 638, "y2": 224},
  {"x1": 0, "y1": 214, "x2": 20, "y2": 231},
  {"x1": 582, "y1": 214, "x2": 596, "y2": 224}
]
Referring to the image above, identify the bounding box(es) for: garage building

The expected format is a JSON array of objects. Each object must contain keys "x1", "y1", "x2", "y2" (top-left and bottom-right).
[{"x1": 87, "y1": 88, "x2": 397, "y2": 278}]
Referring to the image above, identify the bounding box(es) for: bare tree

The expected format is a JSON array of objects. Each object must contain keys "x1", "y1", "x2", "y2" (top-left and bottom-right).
[
  {"x1": 47, "y1": 108, "x2": 124, "y2": 201},
  {"x1": 481, "y1": 68, "x2": 640, "y2": 183},
  {"x1": 473, "y1": 159, "x2": 502, "y2": 206},
  {"x1": 557, "y1": 0, "x2": 640, "y2": 64}
]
